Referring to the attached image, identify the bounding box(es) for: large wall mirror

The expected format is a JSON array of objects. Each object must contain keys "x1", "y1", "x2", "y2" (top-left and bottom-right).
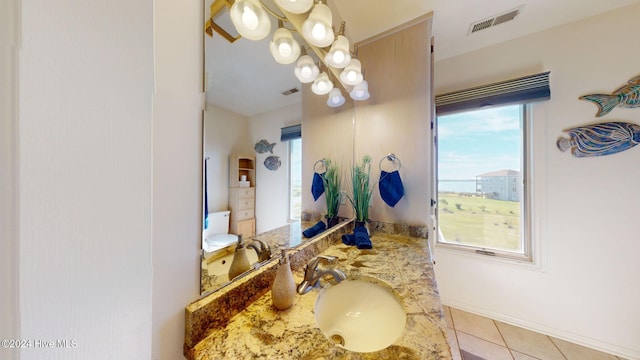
[{"x1": 201, "y1": 0, "x2": 355, "y2": 295}]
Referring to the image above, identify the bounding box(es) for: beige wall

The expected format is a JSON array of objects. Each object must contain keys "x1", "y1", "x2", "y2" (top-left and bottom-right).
[
  {"x1": 433, "y1": 3, "x2": 640, "y2": 358},
  {"x1": 205, "y1": 105, "x2": 251, "y2": 213},
  {"x1": 355, "y1": 17, "x2": 432, "y2": 225},
  {"x1": 0, "y1": 1, "x2": 19, "y2": 359}
]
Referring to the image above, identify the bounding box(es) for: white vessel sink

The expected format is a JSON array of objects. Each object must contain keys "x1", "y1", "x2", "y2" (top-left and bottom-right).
[{"x1": 314, "y1": 278, "x2": 406, "y2": 352}]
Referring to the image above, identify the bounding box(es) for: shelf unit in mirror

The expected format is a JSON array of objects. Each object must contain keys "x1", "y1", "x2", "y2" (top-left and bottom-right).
[{"x1": 229, "y1": 153, "x2": 256, "y2": 237}]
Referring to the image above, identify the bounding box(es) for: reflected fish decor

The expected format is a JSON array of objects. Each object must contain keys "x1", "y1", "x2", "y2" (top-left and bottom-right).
[
  {"x1": 557, "y1": 121, "x2": 640, "y2": 157},
  {"x1": 254, "y1": 139, "x2": 276, "y2": 154},
  {"x1": 264, "y1": 155, "x2": 281, "y2": 171},
  {"x1": 579, "y1": 75, "x2": 640, "y2": 117}
]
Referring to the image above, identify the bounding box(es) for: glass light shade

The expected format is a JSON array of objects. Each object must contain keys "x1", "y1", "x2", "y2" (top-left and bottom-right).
[
  {"x1": 301, "y1": 3, "x2": 334, "y2": 47},
  {"x1": 229, "y1": 0, "x2": 271, "y2": 41},
  {"x1": 350, "y1": 80, "x2": 370, "y2": 101},
  {"x1": 340, "y1": 58, "x2": 363, "y2": 85},
  {"x1": 294, "y1": 55, "x2": 319, "y2": 83},
  {"x1": 324, "y1": 35, "x2": 351, "y2": 68},
  {"x1": 274, "y1": 0, "x2": 313, "y2": 14},
  {"x1": 311, "y1": 72, "x2": 333, "y2": 95},
  {"x1": 269, "y1": 28, "x2": 301, "y2": 64},
  {"x1": 327, "y1": 88, "x2": 345, "y2": 107}
]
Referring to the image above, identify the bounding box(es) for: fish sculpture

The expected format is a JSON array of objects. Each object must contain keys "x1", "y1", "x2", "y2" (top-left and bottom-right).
[
  {"x1": 254, "y1": 139, "x2": 276, "y2": 154},
  {"x1": 557, "y1": 121, "x2": 640, "y2": 157},
  {"x1": 579, "y1": 75, "x2": 640, "y2": 117},
  {"x1": 264, "y1": 155, "x2": 281, "y2": 170}
]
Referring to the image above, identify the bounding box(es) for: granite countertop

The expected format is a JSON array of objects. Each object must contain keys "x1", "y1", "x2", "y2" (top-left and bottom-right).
[{"x1": 190, "y1": 233, "x2": 452, "y2": 360}]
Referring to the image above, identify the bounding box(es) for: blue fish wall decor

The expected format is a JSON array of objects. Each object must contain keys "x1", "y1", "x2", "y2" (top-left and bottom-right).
[
  {"x1": 557, "y1": 121, "x2": 640, "y2": 157},
  {"x1": 579, "y1": 75, "x2": 640, "y2": 117},
  {"x1": 254, "y1": 139, "x2": 276, "y2": 154},
  {"x1": 264, "y1": 155, "x2": 281, "y2": 170}
]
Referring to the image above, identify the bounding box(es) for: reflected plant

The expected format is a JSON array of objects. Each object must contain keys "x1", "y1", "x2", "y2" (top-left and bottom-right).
[
  {"x1": 348, "y1": 155, "x2": 373, "y2": 223},
  {"x1": 323, "y1": 158, "x2": 342, "y2": 218}
]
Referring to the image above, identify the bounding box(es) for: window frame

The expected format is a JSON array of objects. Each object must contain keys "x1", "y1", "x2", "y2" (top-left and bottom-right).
[{"x1": 433, "y1": 104, "x2": 533, "y2": 263}]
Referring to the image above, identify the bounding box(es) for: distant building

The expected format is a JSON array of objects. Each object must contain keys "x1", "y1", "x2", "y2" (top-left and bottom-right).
[{"x1": 476, "y1": 169, "x2": 521, "y2": 201}]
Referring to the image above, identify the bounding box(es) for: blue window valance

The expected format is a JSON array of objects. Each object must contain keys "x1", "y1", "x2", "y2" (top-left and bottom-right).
[
  {"x1": 435, "y1": 71, "x2": 550, "y2": 114},
  {"x1": 280, "y1": 124, "x2": 301, "y2": 141}
]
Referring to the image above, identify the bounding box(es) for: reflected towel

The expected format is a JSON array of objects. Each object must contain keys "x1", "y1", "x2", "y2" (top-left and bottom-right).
[
  {"x1": 302, "y1": 221, "x2": 326, "y2": 238},
  {"x1": 311, "y1": 172, "x2": 325, "y2": 201},
  {"x1": 379, "y1": 170, "x2": 404, "y2": 207},
  {"x1": 342, "y1": 234, "x2": 355, "y2": 246},
  {"x1": 354, "y1": 225, "x2": 372, "y2": 249}
]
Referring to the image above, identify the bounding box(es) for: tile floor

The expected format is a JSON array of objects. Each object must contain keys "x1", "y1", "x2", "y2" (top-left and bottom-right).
[{"x1": 443, "y1": 306, "x2": 628, "y2": 360}]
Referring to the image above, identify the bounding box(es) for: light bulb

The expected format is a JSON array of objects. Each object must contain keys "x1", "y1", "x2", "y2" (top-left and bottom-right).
[
  {"x1": 331, "y1": 96, "x2": 340, "y2": 104},
  {"x1": 301, "y1": 65, "x2": 312, "y2": 77},
  {"x1": 312, "y1": 23, "x2": 326, "y2": 40},
  {"x1": 311, "y1": 72, "x2": 333, "y2": 95},
  {"x1": 346, "y1": 70, "x2": 356, "y2": 82},
  {"x1": 241, "y1": 5, "x2": 258, "y2": 30},
  {"x1": 278, "y1": 42, "x2": 292, "y2": 57},
  {"x1": 355, "y1": 90, "x2": 364, "y2": 97},
  {"x1": 332, "y1": 50, "x2": 345, "y2": 64}
]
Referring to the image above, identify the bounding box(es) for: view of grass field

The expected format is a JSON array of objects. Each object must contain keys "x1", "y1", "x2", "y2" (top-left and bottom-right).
[{"x1": 438, "y1": 193, "x2": 521, "y2": 251}]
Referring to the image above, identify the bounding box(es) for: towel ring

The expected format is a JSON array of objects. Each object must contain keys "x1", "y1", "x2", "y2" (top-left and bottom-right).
[
  {"x1": 313, "y1": 158, "x2": 326, "y2": 173},
  {"x1": 379, "y1": 153, "x2": 401, "y2": 172}
]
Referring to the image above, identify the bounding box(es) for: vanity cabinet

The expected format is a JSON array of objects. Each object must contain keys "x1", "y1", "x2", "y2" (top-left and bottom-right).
[{"x1": 229, "y1": 154, "x2": 256, "y2": 237}]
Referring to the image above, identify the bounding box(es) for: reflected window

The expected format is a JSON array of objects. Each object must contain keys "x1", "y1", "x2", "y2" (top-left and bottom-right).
[{"x1": 289, "y1": 138, "x2": 302, "y2": 220}]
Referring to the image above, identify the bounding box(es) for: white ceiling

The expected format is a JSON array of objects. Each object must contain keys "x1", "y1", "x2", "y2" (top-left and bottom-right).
[{"x1": 205, "y1": 0, "x2": 640, "y2": 117}]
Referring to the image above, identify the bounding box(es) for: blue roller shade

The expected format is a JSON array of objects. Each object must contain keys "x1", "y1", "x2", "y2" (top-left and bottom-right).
[
  {"x1": 435, "y1": 71, "x2": 550, "y2": 114},
  {"x1": 280, "y1": 124, "x2": 301, "y2": 141}
]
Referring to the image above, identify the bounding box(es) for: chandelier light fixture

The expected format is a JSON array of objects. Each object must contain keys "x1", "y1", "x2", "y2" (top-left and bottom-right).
[
  {"x1": 340, "y1": 58, "x2": 364, "y2": 85},
  {"x1": 350, "y1": 79, "x2": 370, "y2": 101},
  {"x1": 311, "y1": 71, "x2": 334, "y2": 95},
  {"x1": 270, "y1": 21, "x2": 301, "y2": 64},
  {"x1": 229, "y1": 0, "x2": 271, "y2": 40},
  {"x1": 207, "y1": 0, "x2": 371, "y2": 107},
  {"x1": 327, "y1": 87, "x2": 345, "y2": 107},
  {"x1": 294, "y1": 51, "x2": 320, "y2": 83},
  {"x1": 324, "y1": 22, "x2": 351, "y2": 68},
  {"x1": 301, "y1": 1, "x2": 335, "y2": 48},
  {"x1": 274, "y1": 0, "x2": 313, "y2": 14}
]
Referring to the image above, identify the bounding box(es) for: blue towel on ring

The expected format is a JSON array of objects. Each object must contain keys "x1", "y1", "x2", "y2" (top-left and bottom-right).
[
  {"x1": 355, "y1": 229, "x2": 372, "y2": 249},
  {"x1": 379, "y1": 170, "x2": 404, "y2": 207},
  {"x1": 311, "y1": 172, "x2": 325, "y2": 201},
  {"x1": 303, "y1": 220, "x2": 326, "y2": 238}
]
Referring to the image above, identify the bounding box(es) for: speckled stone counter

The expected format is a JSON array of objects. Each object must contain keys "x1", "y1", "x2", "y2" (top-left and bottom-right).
[{"x1": 187, "y1": 232, "x2": 452, "y2": 360}]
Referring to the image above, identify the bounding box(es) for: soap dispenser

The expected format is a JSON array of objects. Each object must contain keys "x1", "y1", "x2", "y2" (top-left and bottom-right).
[
  {"x1": 228, "y1": 235, "x2": 251, "y2": 280},
  {"x1": 271, "y1": 249, "x2": 296, "y2": 310}
]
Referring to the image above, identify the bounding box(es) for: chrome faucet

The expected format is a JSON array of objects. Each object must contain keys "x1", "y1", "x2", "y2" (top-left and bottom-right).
[
  {"x1": 247, "y1": 239, "x2": 271, "y2": 262},
  {"x1": 297, "y1": 255, "x2": 347, "y2": 295}
]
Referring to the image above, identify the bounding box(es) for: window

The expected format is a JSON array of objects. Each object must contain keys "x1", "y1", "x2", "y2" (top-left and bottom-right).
[
  {"x1": 433, "y1": 72, "x2": 549, "y2": 261},
  {"x1": 281, "y1": 124, "x2": 302, "y2": 221},
  {"x1": 435, "y1": 104, "x2": 530, "y2": 259},
  {"x1": 288, "y1": 138, "x2": 302, "y2": 221}
]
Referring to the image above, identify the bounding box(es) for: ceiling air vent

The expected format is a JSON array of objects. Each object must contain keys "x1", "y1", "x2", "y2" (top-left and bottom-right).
[
  {"x1": 281, "y1": 88, "x2": 300, "y2": 96},
  {"x1": 467, "y1": 5, "x2": 524, "y2": 35}
]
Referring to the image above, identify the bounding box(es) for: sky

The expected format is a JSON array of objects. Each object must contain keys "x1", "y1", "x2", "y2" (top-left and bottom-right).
[{"x1": 437, "y1": 104, "x2": 522, "y2": 180}]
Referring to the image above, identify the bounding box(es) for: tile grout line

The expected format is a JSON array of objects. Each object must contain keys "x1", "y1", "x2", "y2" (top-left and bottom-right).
[
  {"x1": 547, "y1": 336, "x2": 568, "y2": 360},
  {"x1": 492, "y1": 319, "x2": 515, "y2": 360},
  {"x1": 447, "y1": 307, "x2": 464, "y2": 359}
]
